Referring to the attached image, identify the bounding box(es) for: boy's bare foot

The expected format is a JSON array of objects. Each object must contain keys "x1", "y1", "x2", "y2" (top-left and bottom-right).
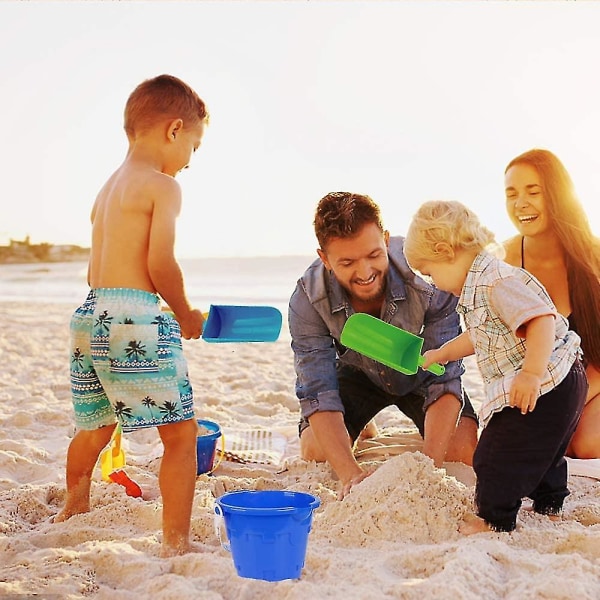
[
  {"x1": 53, "y1": 479, "x2": 93, "y2": 523},
  {"x1": 53, "y1": 505, "x2": 90, "y2": 523},
  {"x1": 160, "y1": 540, "x2": 204, "y2": 558},
  {"x1": 459, "y1": 513, "x2": 492, "y2": 535}
]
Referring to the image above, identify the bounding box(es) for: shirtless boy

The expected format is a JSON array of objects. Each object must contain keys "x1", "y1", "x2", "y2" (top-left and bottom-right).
[{"x1": 55, "y1": 74, "x2": 208, "y2": 557}]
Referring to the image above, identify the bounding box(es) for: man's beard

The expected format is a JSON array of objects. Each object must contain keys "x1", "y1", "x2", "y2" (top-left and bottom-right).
[{"x1": 344, "y1": 274, "x2": 386, "y2": 305}]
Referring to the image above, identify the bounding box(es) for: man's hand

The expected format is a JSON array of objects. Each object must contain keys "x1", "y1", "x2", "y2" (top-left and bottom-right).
[{"x1": 338, "y1": 469, "x2": 371, "y2": 500}]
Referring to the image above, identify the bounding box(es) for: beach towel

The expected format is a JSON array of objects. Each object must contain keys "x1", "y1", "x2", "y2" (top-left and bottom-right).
[
  {"x1": 355, "y1": 434, "x2": 600, "y2": 482},
  {"x1": 354, "y1": 431, "x2": 477, "y2": 486},
  {"x1": 566, "y1": 457, "x2": 600, "y2": 480}
]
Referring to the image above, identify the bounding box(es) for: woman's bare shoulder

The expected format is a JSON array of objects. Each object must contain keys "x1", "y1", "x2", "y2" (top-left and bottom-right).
[{"x1": 502, "y1": 235, "x2": 521, "y2": 267}]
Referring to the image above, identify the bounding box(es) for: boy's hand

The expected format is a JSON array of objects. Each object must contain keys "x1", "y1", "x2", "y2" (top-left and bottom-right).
[
  {"x1": 509, "y1": 370, "x2": 542, "y2": 414},
  {"x1": 178, "y1": 309, "x2": 204, "y2": 340}
]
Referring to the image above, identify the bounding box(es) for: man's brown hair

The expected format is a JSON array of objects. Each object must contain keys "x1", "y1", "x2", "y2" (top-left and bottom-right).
[
  {"x1": 124, "y1": 74, "x2": 209, "y2": 138},
  {"x1": 314, "y1": 191, "x2": 384, "y2": 250}
]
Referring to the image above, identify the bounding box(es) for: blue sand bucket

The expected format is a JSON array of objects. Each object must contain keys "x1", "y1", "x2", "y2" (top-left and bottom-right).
[
  {"x1": 214, "y1": 490, "x2": 321, "y2": 581},
  {"x1": 202, "y1": 305, "x2": 282, "y2": 343},
  {"x1": 196, "y1": 420, "x2": 223, "y2": 475}
]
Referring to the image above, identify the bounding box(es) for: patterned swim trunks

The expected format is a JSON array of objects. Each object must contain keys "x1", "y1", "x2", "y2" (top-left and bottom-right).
[{"x1": 70, "y1": 288, "x2": 194, "y2": 432}]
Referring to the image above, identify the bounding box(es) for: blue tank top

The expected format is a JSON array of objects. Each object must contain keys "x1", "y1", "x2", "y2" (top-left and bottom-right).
[{"x1": 521, "y1": 236, "x2": 578, "y2": 334}]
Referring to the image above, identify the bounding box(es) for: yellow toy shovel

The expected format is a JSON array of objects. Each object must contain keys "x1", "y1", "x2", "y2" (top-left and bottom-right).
[
  {"x1": 99, "y1": 423, "x2": 142, "y2": 498},
  {"x1": 100, "y1": 422, "x2": 126, "y2": 481}
]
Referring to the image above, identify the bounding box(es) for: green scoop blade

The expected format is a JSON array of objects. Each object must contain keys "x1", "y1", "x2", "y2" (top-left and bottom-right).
[{"x1": 340, "y1": 313, "x2": 445, "y2": 376}]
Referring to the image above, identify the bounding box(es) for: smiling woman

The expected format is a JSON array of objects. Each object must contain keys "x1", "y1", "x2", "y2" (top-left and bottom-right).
[{"x1": 502, "y1": 148, "x2": 600, "y2": 459}]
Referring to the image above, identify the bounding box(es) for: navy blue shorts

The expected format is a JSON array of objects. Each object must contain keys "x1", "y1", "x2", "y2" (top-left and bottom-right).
[{"x1": 299, "y1": 365, "x2": 477, "y2": 441}]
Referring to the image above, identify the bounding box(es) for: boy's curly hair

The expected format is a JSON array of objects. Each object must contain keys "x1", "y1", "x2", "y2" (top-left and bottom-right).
[{"x1": 314, "y1": 192, "x2": 384, "y2": 250}]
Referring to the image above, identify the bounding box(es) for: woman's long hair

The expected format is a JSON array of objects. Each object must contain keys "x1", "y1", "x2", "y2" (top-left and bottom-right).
[{"x1": 506, "y1": 149, "x2": 600, "y2": 368}]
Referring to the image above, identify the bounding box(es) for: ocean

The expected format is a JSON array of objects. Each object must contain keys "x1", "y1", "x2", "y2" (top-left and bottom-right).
[{"x1": 0, "y1": 255, "x2": 316, "y2": 317}]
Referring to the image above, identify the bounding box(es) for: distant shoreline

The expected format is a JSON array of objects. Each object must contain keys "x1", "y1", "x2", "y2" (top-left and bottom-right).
[
  {"x1": 0, "y1": 238, "x2": 90, "y2": 265},
  {"x1": 0, "y1": 255, "x2": 89, "y2": 265}
]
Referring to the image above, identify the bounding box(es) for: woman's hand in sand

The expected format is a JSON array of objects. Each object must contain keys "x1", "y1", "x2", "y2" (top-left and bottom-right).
[{"x1": 338, "y1": 469, "x2": 371, "y2": 500}]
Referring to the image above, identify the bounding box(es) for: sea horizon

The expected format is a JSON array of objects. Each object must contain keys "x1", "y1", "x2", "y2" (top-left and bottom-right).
[{"x1": 0, "y1": 255, "x2": 317, "y2": 315}]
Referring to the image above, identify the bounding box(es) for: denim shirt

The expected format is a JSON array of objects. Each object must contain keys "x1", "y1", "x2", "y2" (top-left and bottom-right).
[{"x1": 288, "y1": 236, "x2": 465, "y2": 420}]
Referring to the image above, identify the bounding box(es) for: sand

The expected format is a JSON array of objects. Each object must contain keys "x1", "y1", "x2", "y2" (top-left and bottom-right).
[{"x1": 1, "y1": 301, "x2": 600, "y2": 599}]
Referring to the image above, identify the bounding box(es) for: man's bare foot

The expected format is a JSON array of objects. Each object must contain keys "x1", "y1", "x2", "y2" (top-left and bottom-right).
[
  {"x1": 358, "y1": 420, "x2": 378, "y2": 441},
  {"x1": 459, "y1": 513, "x2": 492, "y2": 535},
  {"x1": 160, "y1": 540, "x2": 204, "y2": 558}
]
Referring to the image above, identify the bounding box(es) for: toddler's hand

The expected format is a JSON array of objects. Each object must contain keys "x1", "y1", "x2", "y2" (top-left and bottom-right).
[
  {"x1": 421, "y1": 349, "x2": 444, "y2": 371},
  {"x1": 509, "y1": 370, "x2": 542, "y2": 414}
]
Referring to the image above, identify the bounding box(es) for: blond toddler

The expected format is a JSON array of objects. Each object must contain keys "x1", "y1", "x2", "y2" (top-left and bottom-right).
[{"x1": 404, "y1": 200, "x2": 586, "y2": 534}]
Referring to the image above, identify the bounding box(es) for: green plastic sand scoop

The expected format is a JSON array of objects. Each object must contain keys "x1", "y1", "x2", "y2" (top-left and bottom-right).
[{"x1": 340, "y1": 313, "x2": 445, "y2": 376}]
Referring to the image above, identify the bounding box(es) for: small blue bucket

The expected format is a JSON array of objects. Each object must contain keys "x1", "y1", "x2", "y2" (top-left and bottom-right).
[
  {"x1": 214, "y1": 490, "x2": 320, "y2": 581},
  {"x1": 196, "y1": 419, "x2": 222, "y2": 475}
]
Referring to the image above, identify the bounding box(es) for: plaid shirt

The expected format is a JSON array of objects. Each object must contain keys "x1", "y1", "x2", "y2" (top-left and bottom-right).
[{"x1": 458, "y1": 252, "x2": 580, "y2": 428}]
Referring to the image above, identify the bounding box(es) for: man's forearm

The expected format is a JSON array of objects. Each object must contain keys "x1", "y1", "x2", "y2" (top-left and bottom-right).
[{"x1": 308, "y1": 411, "x2": 363, "y2": 484}]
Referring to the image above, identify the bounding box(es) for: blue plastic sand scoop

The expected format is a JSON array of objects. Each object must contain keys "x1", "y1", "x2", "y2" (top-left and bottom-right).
[{"x1": 202, "y1": 305, "x2": 282, "y2": 343}]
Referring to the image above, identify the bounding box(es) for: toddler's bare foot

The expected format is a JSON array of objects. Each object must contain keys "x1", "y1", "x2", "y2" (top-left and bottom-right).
[
  {"x1": 547, "y1": 513, "x2": 562, "y2": 522},
  {"x1": 160, "y1": 540, "x2": 204, "y2": 558},
  {"x1": 522, "y1": 505, "x2": 562, "y2": 522},
  {"x1": 459, "y1": 513, "x2": 491, "y2": 536}
]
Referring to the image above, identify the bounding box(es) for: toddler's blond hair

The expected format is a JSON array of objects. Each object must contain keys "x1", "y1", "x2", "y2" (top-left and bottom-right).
[{"x1": 404, "y1": 200, "x2": 498, "y2": 268}]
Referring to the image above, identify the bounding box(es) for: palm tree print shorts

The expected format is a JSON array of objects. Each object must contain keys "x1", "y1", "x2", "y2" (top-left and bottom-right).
[{"x1": 69, "y1": 288, "x2": 194, "y2": 432}]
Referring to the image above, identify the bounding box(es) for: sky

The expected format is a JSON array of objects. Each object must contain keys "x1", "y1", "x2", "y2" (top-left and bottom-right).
[{"x1": 1, "y1": 0, "x2": 600, "y2": 258}]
